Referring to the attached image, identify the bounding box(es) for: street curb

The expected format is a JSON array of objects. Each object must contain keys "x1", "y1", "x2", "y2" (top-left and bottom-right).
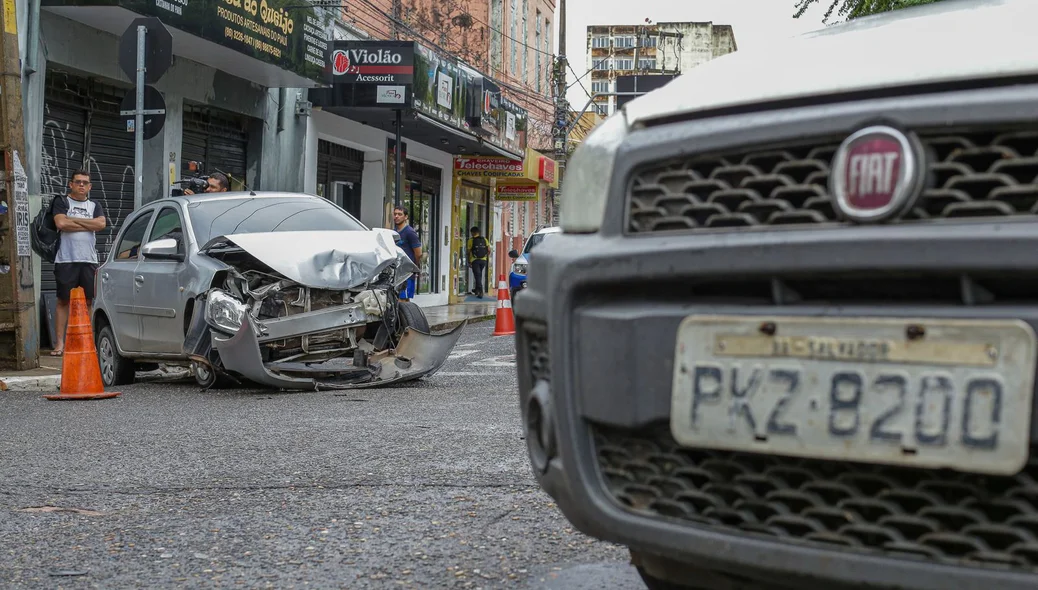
[
  {"x1": 431, "y1": 314, "x2": 495, "y2": 332},
  {"x1": 1, "y1": 375, "x2": 62, "y2": 392},
  {"x1": 1, "y1": 367, "x2": 192, "y2": 392}
]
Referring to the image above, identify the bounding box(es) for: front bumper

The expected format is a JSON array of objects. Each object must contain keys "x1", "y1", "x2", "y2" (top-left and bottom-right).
[
  {"x1": 509, "y1": 271, "x2": 527, "y2": 292},
  {"x1": 185, "y1": 294, "x2": 466, "y2": 390},
  {"x1": 514, "y1": 224, "x2": 1038, "y2": 590}
]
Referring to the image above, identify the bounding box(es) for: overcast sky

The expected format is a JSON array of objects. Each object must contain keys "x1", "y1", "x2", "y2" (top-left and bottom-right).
[{"x1": 560, "y1": 0, "x2": 835, "y2": 109}]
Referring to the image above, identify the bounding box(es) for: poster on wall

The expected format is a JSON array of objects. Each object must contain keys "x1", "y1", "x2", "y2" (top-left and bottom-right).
[{"x1": 437, "y1": 72, "x2": 454, "y2": 109}]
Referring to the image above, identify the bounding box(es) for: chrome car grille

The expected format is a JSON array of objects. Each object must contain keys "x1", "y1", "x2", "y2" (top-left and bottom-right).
[
  {"x1": 592, "y1": 423, "x2": 1038, "y2": 572},
  {"x1": 627, "y1": 126, "x2": 1038, "y2": 234}
]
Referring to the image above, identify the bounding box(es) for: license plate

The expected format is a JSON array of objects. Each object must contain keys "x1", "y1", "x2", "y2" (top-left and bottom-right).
[{"x1": 670, "y1": 315, "x2": 1037, "y2": 475}]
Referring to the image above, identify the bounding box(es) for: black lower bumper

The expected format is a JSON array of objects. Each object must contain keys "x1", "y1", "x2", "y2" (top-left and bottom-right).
[{"x1": 513, "y1": 223, "x2": 1038, "y2": 590}]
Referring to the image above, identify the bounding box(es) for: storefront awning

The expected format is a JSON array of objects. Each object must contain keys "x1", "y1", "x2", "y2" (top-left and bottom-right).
[
  {"x1": 315, "y1": 105, "x2": 521, "y2": 159},
  {"x1": 41, "y1": 0, "x2": 332, "y2": 88}
]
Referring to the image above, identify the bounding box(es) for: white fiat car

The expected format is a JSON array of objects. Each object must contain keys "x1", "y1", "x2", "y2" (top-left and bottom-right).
[{"x1": 515, "y1": 1, "x2": 1038, "y2": 589}]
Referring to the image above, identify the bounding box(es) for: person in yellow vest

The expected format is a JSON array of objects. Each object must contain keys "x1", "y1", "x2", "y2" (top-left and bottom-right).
[{"x1": 466, "y1": 226, "x2": 489, "y2": 298}]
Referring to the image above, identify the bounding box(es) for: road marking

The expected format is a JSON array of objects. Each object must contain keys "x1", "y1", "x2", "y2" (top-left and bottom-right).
[
  {"x1": 471, "y1": 354, "x2": 516, "y2": 368},
  {"x1": 447, "y1": 349, "x2": 479, "y2": 360},
  {"x1": 434, "y1": 371, "x2": 500, "y2": 376}
]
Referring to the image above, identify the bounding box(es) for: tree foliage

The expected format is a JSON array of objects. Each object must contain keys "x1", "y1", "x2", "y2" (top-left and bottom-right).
[{"x1": 794, "y1": 0, "x2": 942, "y2": 23}]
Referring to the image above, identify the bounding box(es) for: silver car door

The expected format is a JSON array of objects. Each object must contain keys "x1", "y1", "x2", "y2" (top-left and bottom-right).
[
  {"x1": 135, "y1": 205, "x2": 189, "y2": 354},
  {"x1": 100, "y1": 209, "x2": 154, "y2": 353}
]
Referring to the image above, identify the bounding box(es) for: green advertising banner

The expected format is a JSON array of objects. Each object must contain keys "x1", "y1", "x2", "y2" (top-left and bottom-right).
[
  {"x1": 411, "y1": 43, "x2": 527, "y2": 156},
  {"x1": 42, "y1": 0, "x2": 333, "y2": 84}
]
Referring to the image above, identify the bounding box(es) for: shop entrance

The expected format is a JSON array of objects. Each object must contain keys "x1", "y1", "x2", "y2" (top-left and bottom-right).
[
  {"x1": 316, "y1": 139, "x2": 364, "y2": 217},
  {"x1": 399, "y1": 160, "x2": 442, "y2": 295},
  {"x1": 457, "y1": 182, "x2": 491, "y2": 297}
]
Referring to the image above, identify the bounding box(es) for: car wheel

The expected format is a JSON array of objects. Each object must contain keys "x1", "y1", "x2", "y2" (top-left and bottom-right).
[
  {"x1": 192, "y1": 353, "x2": 235, "y2": 389},
  {"x1": 96, "y1": 324, "x2": 135, "y2": 387},
  {"x1": 397, "y1": 300, "x2": 430, "y2": 334}
]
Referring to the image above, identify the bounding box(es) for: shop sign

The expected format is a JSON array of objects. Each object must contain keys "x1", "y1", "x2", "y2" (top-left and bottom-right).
[
  {"x1": 454, "y1": 156, "x2": 525, "y2": 178},
  {"x1": 538, "y1": 157, "x2": 556, "y2": 183},
  {"x1": 485, "y1": 96, "x2": 526, "y2": 156},
  {"x1": 330, "y1": 41, "x2": 414, "y2": 85},
  {"x1": 43, "y1": 0, "x2": 333, "y2": 84},
  {"x1": 319, "y1": 40, "x2": 415, "y2": 108},
  {"x1": 496, "y1": 184, "x2": 539, "y2": 201},
  {"x1": 465, "y1": 76, "x2": 501, "y2": 137},
  {"x1": 412, "y1": 43, "x2": 480, "y2": 132}
]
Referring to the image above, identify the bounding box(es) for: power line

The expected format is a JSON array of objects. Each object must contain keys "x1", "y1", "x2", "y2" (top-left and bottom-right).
[
  {"x1": 352, "y1": 0, "x2": 553, "y2": 109},
  {"x1": 567, "y1": 62, "x2": 592, "y2": 101}
]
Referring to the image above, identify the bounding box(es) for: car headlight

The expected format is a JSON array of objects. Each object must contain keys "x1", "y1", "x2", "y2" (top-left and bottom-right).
[
  {"x1": 205, "y1": 290, "x2": 248, "y2": 333},
  {"x1": 512, "y1": 261, "x2": 528, "y2": 276},
  {"x1": 559, "y1": 111, "x2": 629, "y2": 233}
]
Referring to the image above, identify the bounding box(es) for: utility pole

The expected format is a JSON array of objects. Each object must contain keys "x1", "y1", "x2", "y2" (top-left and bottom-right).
[
  {"x1": 0, "y1": 0, "x2": 40, "y2": 369},
  {"x1": 550, "y1": 0, "x2": 569, "y2": 225},
  {"x1": 392, "y1": 0, "x2": 401, "y2": 39}
]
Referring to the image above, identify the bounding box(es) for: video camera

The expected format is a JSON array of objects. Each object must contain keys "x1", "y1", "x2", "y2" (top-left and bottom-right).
[{"x1": 170, "y1": 160, "x2": 209, "y2": 197}]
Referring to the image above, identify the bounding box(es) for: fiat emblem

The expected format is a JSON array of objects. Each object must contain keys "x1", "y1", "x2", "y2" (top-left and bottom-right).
[{"x1": 829, "y1": 125, "x2": 924, "y2": 223}]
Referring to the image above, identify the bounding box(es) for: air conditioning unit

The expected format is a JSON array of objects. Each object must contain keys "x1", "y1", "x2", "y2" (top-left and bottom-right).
[{"x1": 295, "y1": 100, "x2": 313, "y2": 117}]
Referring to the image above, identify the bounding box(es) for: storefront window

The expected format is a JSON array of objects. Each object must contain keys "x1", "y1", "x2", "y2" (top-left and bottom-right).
[
  {"x1": 398, "y1": 160, "x2": 442, "y2": 295},
  {"x1": 458, "y1": 182, "x2": 490, "y2": 297}
]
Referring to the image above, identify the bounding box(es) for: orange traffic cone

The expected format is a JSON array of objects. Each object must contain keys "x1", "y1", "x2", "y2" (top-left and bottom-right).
[
  {"x1": 44, "y1": 287, "x2": 120, "y2": 401},
  {"x1": 492, "y1": 275, "x2": 516, "y2": 337}
]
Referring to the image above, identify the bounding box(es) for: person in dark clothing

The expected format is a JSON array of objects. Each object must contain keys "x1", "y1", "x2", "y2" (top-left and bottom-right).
[
  {"x1": 466, "y1": 226, "x2": 489, "y2": 298},
  {"x1": 393, "y1": 206, "x2": 423, "y2": 301}
]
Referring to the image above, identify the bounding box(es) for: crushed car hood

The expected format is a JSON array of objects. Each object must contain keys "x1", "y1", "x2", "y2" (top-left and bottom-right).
[{"x1": 201, "y1": 230, "x2": 419, "y2": 290}]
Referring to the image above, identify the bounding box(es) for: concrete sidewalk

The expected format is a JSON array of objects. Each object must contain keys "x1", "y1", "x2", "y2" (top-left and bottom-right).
[{"x1": 0, "y1": 301, "x2": 498, "y2": 392}]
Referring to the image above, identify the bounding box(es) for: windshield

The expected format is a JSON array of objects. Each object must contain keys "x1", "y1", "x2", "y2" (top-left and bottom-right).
[
  {"x1": 187, "y1": 196, "x2": 367, "y2": 245},
  {"x1": 523, "y1": 232, "x2": 557, "y2": 254}
]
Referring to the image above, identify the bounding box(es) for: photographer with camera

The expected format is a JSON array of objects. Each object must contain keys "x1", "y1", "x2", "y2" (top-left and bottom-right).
[{"x1": 183, "y1": 172, "x2": 230, "y2": 195}]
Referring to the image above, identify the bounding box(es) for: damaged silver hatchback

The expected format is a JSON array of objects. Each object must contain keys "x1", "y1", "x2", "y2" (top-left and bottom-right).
[{"x1": 92, "y1": 191, "x2": 463, "y2": 390}]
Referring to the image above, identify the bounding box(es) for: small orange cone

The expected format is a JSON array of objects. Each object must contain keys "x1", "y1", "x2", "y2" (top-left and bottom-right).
[
  {"x1": 44, "y1": 287, "x2": 120, "y2": 401},
  {"x1": 492, "y1": 275, "x2": 516, "y2": 337}
]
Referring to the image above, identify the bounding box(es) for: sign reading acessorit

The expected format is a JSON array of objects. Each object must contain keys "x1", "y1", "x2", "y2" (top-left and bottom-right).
[{"x1": 330, "y1": 41, "x2": 415, "y2": 85}]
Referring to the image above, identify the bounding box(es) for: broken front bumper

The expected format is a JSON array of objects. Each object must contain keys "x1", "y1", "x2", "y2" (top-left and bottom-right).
[
  {"x1": 213, "y1": 317, "x2": 464, "y2": 390},
  {"x1": 184, "y1": 294, "x2": 465, "y2": 390}
]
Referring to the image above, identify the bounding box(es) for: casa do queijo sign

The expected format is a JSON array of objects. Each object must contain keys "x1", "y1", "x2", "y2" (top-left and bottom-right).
[{"x1": 43, "y1": 0, "x2": 333, "y2": 84}]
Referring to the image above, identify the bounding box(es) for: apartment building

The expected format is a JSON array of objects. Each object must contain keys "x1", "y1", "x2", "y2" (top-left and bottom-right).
[{"x1": 587, "y1": 21, "x2": 737, "y2": 115}]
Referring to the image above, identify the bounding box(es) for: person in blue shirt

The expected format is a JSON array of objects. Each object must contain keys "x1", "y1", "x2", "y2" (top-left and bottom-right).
[{"x1": 393, "y1": 206, "x2": 423, "y2": 301}]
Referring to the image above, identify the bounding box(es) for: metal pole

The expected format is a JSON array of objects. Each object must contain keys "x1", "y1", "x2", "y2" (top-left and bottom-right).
[
  {"x1": 134, "y1": 24, "x2": 145, "y2": 210},
  {"x1": 394, "y1": 108, "x2": 403, "y2": 209},
  {"x1": 0, "y1": 0, "x2": 39, "y2": 369}
]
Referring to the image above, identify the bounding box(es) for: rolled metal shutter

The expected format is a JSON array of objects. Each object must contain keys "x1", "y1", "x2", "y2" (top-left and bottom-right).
[
  {"x1": 85, "y1": 84, "x2": 136, "y2": 262},
  {"x1": 39, "y1": 97, "x2": 88, "y2": 292},
  {"x1": 40, "y1": 74, "x2": 134, "y2": 286},
  {"x1": 181, "y1": 105, "x2": 249, "y2": 190}
]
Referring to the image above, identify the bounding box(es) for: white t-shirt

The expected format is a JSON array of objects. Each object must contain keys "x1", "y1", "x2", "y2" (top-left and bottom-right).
[{"x1": 53, "y1": 196, "x2": 104, "y2": 264}]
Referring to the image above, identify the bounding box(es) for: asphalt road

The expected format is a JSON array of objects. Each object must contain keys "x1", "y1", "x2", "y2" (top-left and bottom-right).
[{"x1": 0, "y1": 321, "x2": 642, "y2": 589}]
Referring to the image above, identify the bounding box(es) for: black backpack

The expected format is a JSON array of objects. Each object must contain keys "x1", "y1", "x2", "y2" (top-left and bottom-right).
[
  {"x1": 30, "y1": 195, "x2": 61, "y2": 263},
  {"x1": 471, "y1": 236, "x2": 488, "y2": 259}
]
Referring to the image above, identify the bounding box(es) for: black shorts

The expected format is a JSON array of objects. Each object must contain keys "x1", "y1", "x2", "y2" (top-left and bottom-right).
[{"x1": 54, "y1": 262, "x2": 97, "y2": 302}]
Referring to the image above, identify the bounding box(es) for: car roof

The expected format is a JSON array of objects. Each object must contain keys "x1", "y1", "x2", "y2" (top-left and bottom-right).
[
  {"x1": 171, "y1": 191, "x2": 324, "y2": 205},
  {"x1": 533, "y1": 226, "x2": 561, "y2": 235},
  {"x1": 623, "y1": 0, "x2": 1037, "y2": 127}
]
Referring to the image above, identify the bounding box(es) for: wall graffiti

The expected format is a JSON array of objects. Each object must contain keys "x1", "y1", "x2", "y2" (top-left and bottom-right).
[{"x1": 40, "y1": 103, "x2": 129, "y2": 262}]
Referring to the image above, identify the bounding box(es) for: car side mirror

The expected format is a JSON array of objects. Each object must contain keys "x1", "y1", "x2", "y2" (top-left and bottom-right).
[
  {"x1": 508, "y1": 249, "x2": 519, "y2": 260},
  {"x1": 141, "y1": 238, "x2": 184, "y2": 261}
]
